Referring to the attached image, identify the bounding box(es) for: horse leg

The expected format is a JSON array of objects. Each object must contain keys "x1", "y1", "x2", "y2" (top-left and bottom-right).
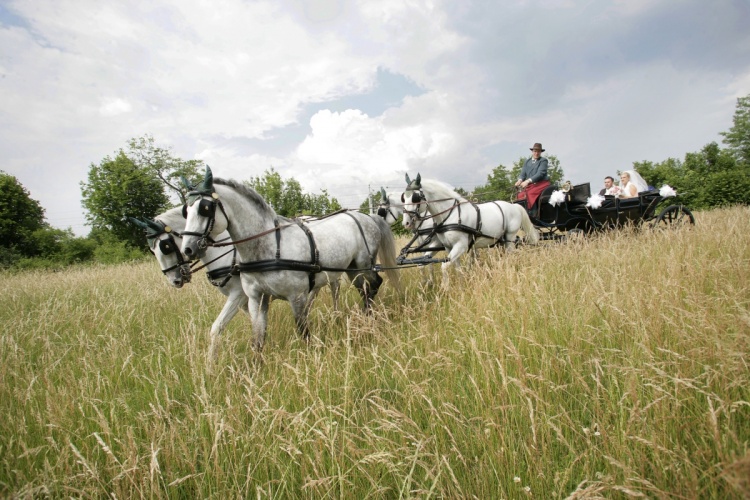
[
  {"x1": 350, "y1": 271, "x2": 383, "y2": 312},
  {"x1": 441, "y1": 242, "x2": 467, "y2": 288},
  {"x1": 289, "y1": 291, "x2": 316, "y2": 342},
  {"x1": 420, "y1": 251, "x2": 434, "y2": 285},
  {"x1": 328, "y1": 276, "x2": 340, "y2": 312},
  {"x1": 246, "y1": 293, "x2": 271, "y2": 352},
  {"x1": 208, "y1": 293, "x2": 248, "y2": 360}
]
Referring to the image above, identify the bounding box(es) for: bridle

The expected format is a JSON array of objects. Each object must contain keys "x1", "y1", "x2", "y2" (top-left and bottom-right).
[
  {"x1": 180, "y1": 190, "x2": 230, "y2": 252},
  {"x1": 401, "y1": 189, "x2": 429, "y2": 224},
  {"x1": 376, "y1": 200, "x2": 402, "y2": 224},
  {"x1": 148, "y1": 224, "x2": 193, "y2": 282}
]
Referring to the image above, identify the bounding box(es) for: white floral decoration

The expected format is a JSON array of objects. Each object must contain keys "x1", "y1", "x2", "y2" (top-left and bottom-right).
[
  {"x1": 586, "y1": 193, "x2": 605, "y2": 209},
  {"x1": 659, "y1": 184, "x2": 677, "y2": 198},
  {"x1": 548, "y1": 190, "x2": 566, "y2": 206}
]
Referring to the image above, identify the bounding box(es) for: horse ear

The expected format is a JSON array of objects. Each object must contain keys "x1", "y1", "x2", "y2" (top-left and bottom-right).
[
  {"x1": 128, "y1": 217, "x2": 149, "y2": 229},
  {"x1": 415, "y1": 173, "x2": 421, "y2": 187},
  {"x1": 197, "y1": 165, "x2": 214, "y2": 193},
  {"x1": 204, "y1": 166, "x2": 213, "y2": 190},
  {"x1": 405, "y1": 173, "x2": 411, "y2": 185},
  {"x1": 380, "y1": 187, "x2": 387, "y2": 200},
  {"x1": 180, "y1": 175, "x2": 193, "y2": 190},
  {"x1": 145, "y1": 218, "x2": 163, "y2": 231}
]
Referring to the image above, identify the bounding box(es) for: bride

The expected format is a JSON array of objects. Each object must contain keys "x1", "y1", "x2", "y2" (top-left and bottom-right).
[{"x1": 619, "y1": 170, "x2": 649, "y2": 198}]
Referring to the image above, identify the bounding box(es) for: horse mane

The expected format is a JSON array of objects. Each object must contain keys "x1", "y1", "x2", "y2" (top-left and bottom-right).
[
  {"x1": 387, "y1": 191, "x2": 403, "y2": 206},
  {"x1": 155, "y1": 206, "x2": 186, "y2": 230},
  {"x1": 214, "y1": 177, "x2": 276, "y2": 216},
  {"x1": 420, "y1": 178, "x2": 467, "y2": 202}
]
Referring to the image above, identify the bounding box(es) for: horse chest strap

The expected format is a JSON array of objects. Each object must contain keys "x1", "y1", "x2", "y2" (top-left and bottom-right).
[
  {"x1": 473, "y1": 202, "x2": 482, "y2": 232},
  {"x1": 344, "y1": 212, "x2": 374, "y2": 264},
  {"x1": 274, "y1": 219, "x2": 282, "y2": 259},
  {"x1": 294, "y1": 219, "x2": 319, "y2": 292}
]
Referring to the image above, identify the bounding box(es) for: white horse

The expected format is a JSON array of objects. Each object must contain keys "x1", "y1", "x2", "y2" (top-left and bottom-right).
[
  {"x1": 130, "y1": 208, "x2": 251, "y2": 359},
  {"x1": 402, "y1": 173, "x2": 539, "y2": 286},
  {"x1": 377, "y1": 187, "x2": 440, "y2": 258},
  {"x1": 180, "y1": 167, "x2": 399, "y2": 351}
]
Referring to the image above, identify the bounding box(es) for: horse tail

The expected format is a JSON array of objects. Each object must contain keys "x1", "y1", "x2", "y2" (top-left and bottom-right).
[
  {"x1": 371, "y1": 215, "x2": 401, "y2": 291},
  {"x1": 517, "y1": 204, "x2": 539, "y2": 245}
]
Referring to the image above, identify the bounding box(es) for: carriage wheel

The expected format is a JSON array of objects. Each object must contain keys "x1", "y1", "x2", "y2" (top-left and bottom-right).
[{"x1": 653, "y1": 205, "x2": 695, "y2": 229}]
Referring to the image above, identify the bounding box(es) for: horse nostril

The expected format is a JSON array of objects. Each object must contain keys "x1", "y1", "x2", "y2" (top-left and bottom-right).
[{"x1": 184, "y1": 247, "x2": 193, "y2": 256}]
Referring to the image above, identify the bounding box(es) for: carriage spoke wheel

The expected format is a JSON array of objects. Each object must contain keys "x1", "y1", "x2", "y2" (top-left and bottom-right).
[{"x1": 653, "y1": 205, "x2": 695, "y2": 229}]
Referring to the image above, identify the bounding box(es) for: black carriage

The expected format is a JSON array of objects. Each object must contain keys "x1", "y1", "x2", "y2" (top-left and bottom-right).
[{"x1": 514, "y1": 182, "x2": 695, "y2": 240}]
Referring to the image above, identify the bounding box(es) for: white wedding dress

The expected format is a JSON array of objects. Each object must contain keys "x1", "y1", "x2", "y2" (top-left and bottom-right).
[{"x1": 624, "y1": 170, "x2": 649, "y2": 194}]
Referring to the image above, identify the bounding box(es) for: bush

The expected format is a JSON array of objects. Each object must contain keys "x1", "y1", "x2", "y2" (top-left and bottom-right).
[{"x1": 93, "y1": 239, "x2": 146, "y2": 265}]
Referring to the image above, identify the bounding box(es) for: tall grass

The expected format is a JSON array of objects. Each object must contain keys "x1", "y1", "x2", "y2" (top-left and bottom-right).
[{"x1": 1, "y1": 206, "x2": 748, "y2": 498}]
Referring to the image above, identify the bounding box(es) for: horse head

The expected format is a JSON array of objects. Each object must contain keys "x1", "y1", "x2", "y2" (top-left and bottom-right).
[
  {"x1": 132, "y1": 215, "x2": 192, "y2": 287},
  {"x1": 401, "y1": 173, "x2": 426, "y2": 230},
  {"x1": 181, "y1": 166, "x2": 225, "y2": 259}
]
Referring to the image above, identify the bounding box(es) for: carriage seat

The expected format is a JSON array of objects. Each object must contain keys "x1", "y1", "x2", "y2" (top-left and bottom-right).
[
  {"x1": 531, "y1": 184, "x2": 559, "y2": 219},
  {"x1": 569, "y1": 182, "x2": 591, "y2": 204},
  {"x1": 537, "y1": 184, "x2": 559, "y2": 208}
]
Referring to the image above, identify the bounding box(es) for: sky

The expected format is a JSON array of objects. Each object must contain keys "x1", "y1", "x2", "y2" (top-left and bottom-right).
[{"x1": 1, "y1": 0, "x2": 749, "y2": 236}]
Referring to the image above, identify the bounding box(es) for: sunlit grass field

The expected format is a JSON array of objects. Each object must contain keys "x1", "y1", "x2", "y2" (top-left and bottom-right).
[{"x1": 1, "y1": 206, "x2": 749, "y2": 498}]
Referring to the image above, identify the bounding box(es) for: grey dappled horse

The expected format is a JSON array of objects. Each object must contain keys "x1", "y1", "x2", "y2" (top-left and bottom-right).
[{"x1": 180, "y1": 167, "x2": 399, "y2": 351}]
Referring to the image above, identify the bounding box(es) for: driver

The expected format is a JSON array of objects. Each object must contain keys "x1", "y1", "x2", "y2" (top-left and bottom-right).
[{"x1": 514, "y1": 142, "x2": 551, "y2": 214}]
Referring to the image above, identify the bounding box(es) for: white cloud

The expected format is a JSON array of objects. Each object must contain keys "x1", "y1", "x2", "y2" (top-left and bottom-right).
[
  {"x1": 0, "y1": 0, "x2": 748, "y2": 234},
  {"x1": 99, "y1": 98, "x2": 132, "y2": 116}
]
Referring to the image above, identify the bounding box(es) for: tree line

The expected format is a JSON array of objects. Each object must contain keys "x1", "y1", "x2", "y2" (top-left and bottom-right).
[{"x1": 2, "y1": 94, "x2": 749, "y2": 269}]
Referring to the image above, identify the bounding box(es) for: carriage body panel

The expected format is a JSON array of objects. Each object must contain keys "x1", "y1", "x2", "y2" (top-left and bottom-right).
[{"x1": 514, "y1": 182, "x2": 693, "y2": 239}]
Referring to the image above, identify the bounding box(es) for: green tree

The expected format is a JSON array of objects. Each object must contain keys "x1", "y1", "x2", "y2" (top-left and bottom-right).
[
  {"x1": 636, "y1": 142, "x2": 750, "y2": 209},
  {"x1": 0, "y1": 171, "x2": 47, "y2": 261},
  {"x1": 359, "y1": 190, "x2": 383, "y2": 214},
  {"x1": 126, "y1": 135, "x2": 204, "y2": 205},
  {"x1": 81, "y1": 151, "x2": 170, "y2": 248},
  {"x1": 304, "y1": 189, "x2": 341, "y2": 215},
  {"x1": 473, "y1": 164, "x2": 515, "y2": 202},
  {"x1": 720, "y1": 94, "x2": 750, "y2": 165},
  {"x1": 682, "y1": 142, "x2": 748, "y2": 208},
  {"x1": 632, "y1": 158, "x2": 683, "y2": 189},
  {"x1": 247, "y1": 168, "x2": 340, "y2": 217}
]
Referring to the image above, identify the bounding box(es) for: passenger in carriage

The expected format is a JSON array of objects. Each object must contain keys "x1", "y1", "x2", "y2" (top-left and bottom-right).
[
  {"x1": 599, "y1": 176, "x2": 621, "y2": 196},
  {"x1": 515, "y1": 142, "x2": 551, "y2": 214},
  {"x1": 618, "y1": 170, "x2": 649, "y2": 199}
]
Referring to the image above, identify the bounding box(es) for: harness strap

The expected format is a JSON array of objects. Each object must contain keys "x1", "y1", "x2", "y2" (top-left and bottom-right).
[
  {"x1": 202, "y1": 248, "x2": 238, "y2": 287},
  {"x1": 206, "y1": 265, "x2": 238, "y2": 287},
  {"x1": 294, "y1": 218, "x2": 319, "y2": 292},
  {"x1": 344, "y1": 212, "x2": 375, "y2": 267},
  {"x1": 432, "y1": 200, "x2": 509, "y2": 248},
  {"x1": 236, "y1": 218, "x2": 319, "y2": 292}
]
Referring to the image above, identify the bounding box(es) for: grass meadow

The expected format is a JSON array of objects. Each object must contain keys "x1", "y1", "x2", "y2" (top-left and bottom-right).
[{"x1": 1, "y1": 205, "x2": 749, "y2": 498}]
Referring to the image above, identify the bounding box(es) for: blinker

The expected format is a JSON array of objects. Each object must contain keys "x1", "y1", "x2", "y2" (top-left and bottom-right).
[
  {"x1": 377, "y1": 207, "x2": 387, "y2": 217},
  {"x1": 411, "y1": 192, "x2": 422, "y2": 204},
  {"x1": 159, "y1": 238, "x2": 176, "y2": 255},
  {"x1": 198, "y1": 199, "x2": 215, "y2": 217}
]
